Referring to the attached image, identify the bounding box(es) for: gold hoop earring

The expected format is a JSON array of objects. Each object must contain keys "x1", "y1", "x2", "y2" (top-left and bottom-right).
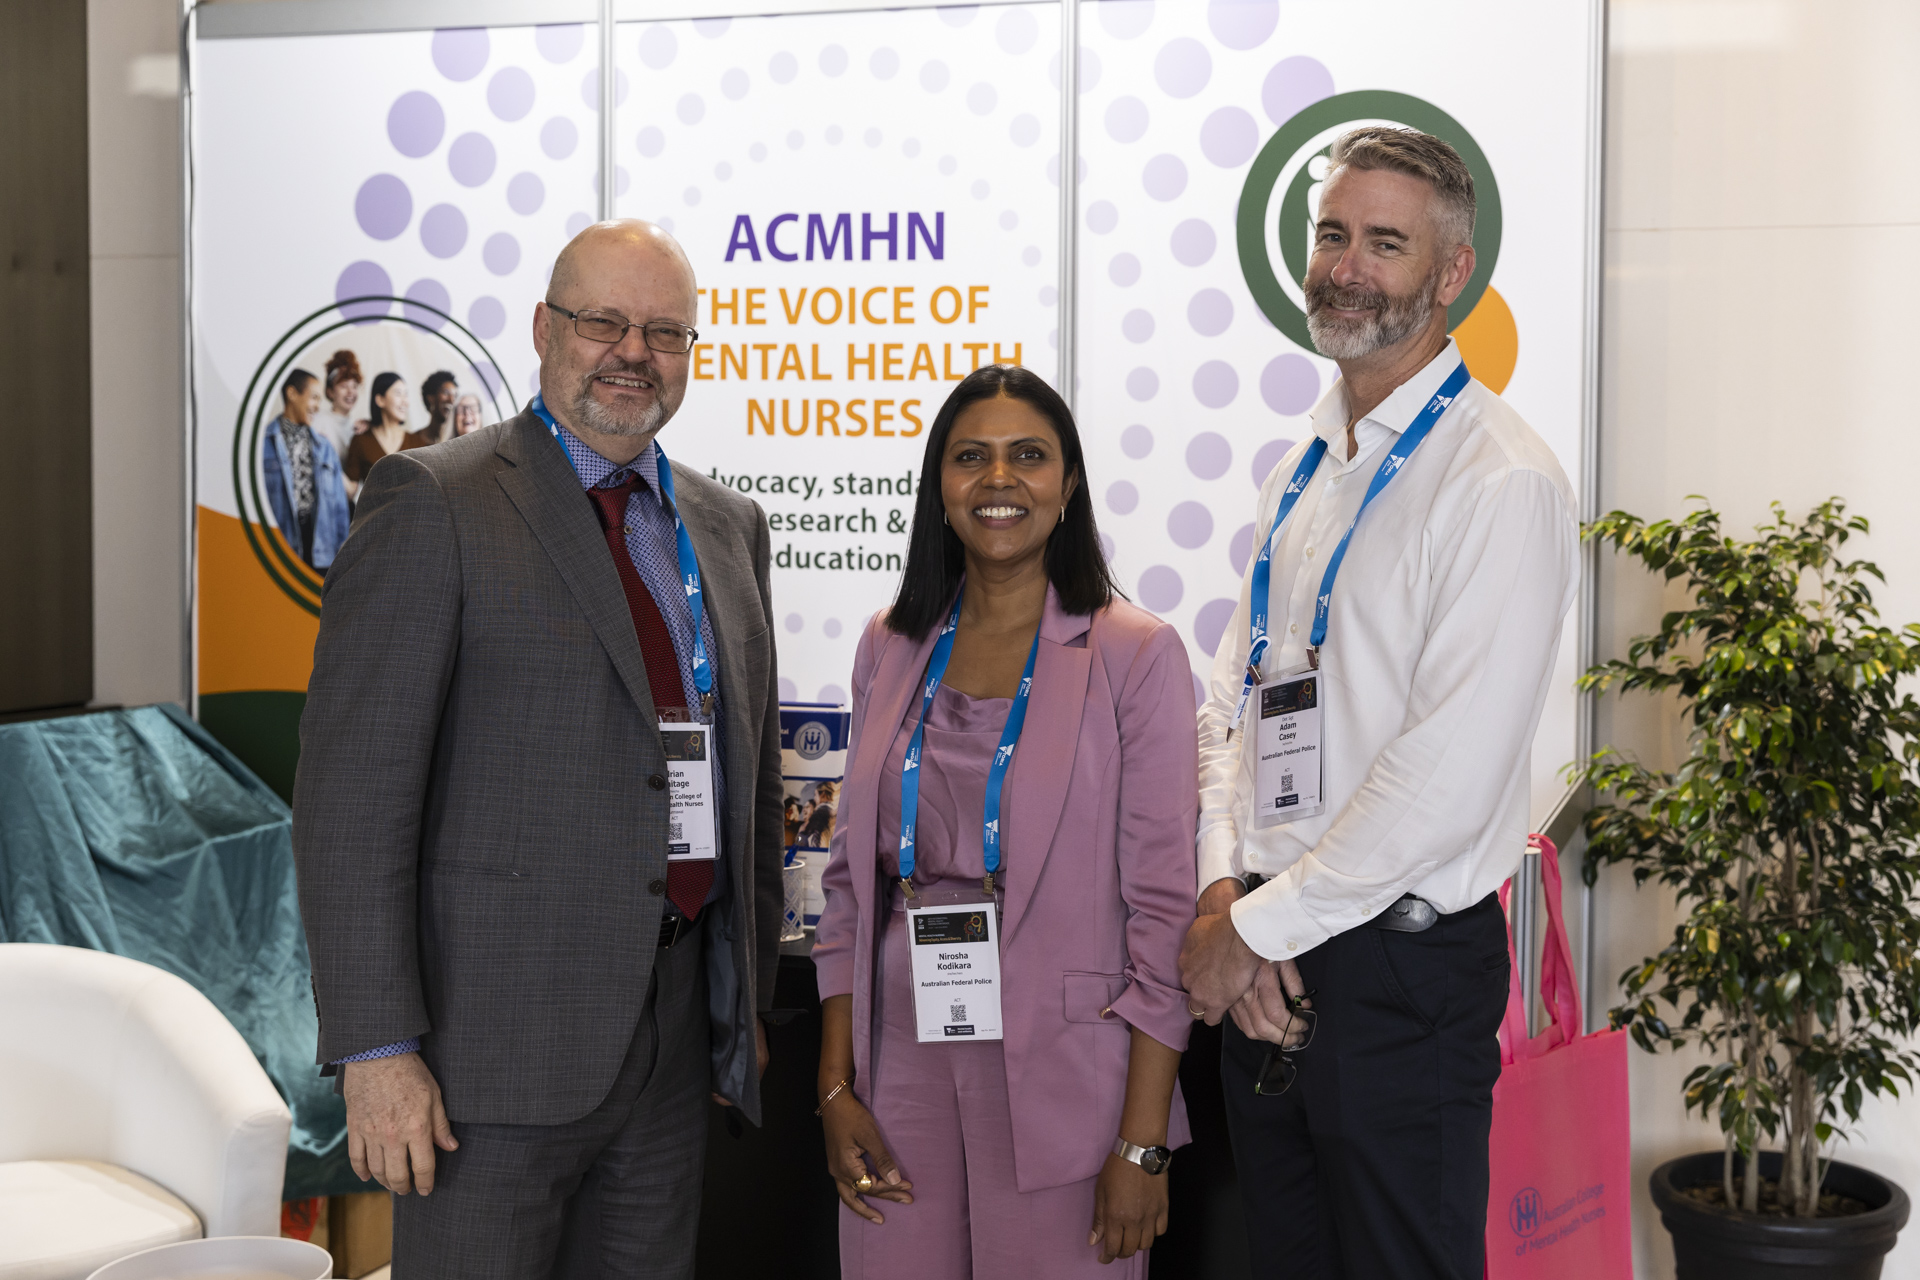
[{"x1": 1058, "y1": 506, "x2": 1066, "y2": 525}]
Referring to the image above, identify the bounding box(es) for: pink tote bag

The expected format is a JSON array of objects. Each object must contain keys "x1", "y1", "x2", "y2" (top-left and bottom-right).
[{"x1": 1484, "y1": 835, "x2": 1633, "y2": 1279}]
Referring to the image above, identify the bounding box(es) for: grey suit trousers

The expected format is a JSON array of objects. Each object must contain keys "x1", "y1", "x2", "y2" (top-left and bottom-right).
[{"x1": 392, "y1": 922, "x2": 711, "y2": 1280}]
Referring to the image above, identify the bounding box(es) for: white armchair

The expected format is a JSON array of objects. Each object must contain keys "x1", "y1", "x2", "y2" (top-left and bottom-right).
[{"x1": 0, "y1": 944, "x2": 292, "y2": 1280}]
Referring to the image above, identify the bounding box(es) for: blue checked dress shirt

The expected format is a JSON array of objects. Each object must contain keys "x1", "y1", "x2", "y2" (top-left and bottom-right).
[{"x1": 333, "y1": 425, "x2": 728, "y2": 1067}]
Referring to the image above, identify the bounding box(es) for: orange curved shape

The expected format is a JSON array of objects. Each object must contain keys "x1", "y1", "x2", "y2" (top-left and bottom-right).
[
  {"x1": 1451, "y1": 284, "x2": 1518, "y2": 395},
  {"x1": 198, "y1": 506, "x2": 320, "y2": 695}
]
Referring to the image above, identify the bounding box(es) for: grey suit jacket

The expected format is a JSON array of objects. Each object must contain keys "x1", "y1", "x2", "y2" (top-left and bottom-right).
[{"x1": 293, "y1": 409, "x2": 783, "y2": 1126}]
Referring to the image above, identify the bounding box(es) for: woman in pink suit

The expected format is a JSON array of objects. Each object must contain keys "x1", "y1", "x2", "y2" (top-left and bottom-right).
[{"x1": 813, "y1": 364, "x2": 1200, "y2": 1278}]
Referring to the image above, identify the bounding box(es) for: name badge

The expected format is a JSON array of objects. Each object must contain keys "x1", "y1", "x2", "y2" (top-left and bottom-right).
[
  {"x1": 661, "y1": 723, "x2": 718, "y2": 861},
  {"x1": 905, "y1": 902, "x2": 1004, "y2": 1043},
  {"x1": 1253, "y1": 670, "x2": 1325, "y2": 828}
]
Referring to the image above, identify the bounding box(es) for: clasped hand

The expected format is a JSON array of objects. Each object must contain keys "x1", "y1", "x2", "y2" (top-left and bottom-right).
[{"x1": 1179, "y1": 879, "x2": 1312, "y2": 1047}]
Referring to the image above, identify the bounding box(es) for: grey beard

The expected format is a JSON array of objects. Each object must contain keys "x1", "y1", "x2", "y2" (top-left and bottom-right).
[
  {"x1": 568, "y1": 365, "x2": 669, "y2": 438},
  {"x1": 1305, "y1": 270, "x2": 1440, "y2": 360}
]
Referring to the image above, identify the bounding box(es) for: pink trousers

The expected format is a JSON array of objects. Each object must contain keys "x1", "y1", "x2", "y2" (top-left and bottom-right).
[{"x1": 837, "y1": 904, "x2": 1148, "y2": 1280}]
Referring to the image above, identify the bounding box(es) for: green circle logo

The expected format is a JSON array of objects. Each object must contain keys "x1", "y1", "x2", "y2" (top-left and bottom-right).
[
  {"x1": 1236, "y1": 91, "x2": 1503, "y2": 353},
  {"x1": 230, "y1": 297, "x2": 517, "y2": 614}
]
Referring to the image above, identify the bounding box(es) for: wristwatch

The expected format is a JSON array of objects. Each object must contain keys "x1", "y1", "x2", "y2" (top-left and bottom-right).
[{"x1": 1112, "y1": 1135, "x2": 1173, "y2": 1176}]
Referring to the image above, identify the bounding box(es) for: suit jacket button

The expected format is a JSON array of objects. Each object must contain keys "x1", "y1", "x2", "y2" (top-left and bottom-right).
[
  {"x1": 648, "y1": 773, "x2": 666, "y2": 791},
  {"x1": 648, "y1": 879, "x2": 667, "y2": 896}
]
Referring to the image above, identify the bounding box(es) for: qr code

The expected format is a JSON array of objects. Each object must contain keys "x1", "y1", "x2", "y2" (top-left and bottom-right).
[
  {"x1": 669, "y1": 821, "x2": 683, "y2": 841},
  {"x1": 950, "y1": 1003, "x2": 967, "y2": 1023},
  {"x1": 1280, "y1": 774, "x2": 1294, "y2": 794}
]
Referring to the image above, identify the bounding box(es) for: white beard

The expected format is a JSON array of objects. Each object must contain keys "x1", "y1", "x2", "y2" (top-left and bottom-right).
[{"x1": 1305, "y1": 269, "x2": 1440, "y2": 360}]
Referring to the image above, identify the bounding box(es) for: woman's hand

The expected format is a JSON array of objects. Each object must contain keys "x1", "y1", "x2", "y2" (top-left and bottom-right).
[
  {"x1": 1089, "y1": 1151, "x2": 1170, "y2": 1263},
  {"x1": 822, "y1": 1091, "x2": 914, "y2": 1224}
]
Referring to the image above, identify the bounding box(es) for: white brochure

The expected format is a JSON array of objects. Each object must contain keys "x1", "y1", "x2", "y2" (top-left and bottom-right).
[
  {"x1": 1253, "y1": 670, "x2": 1326, "y2": 828},
  {"x1": 661, "y1": 722, "x2": 718, "y2": 862},
  {"x1": 905, "y1": 901, "x2": 1004, "y2": 1043}
]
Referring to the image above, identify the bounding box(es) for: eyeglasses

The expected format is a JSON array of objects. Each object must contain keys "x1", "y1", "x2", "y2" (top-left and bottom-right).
[
  {"x1": 1252, "y1": 1000, "x2": 1317, "y2": 1097},
  {"x1": 548, "y1": 305, "x2": 699, "y2": 354}
]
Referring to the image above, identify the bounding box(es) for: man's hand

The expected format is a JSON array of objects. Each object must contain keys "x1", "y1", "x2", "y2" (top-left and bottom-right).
[
  {"x1": 1180, "y1": 878, "x2": 1265, "y2": 1024},
  {"x1": 714, "y1": 1018, "x2": 770, "y2": 1107},
  {"x1": 342, "y1": 1053, "x2": 457, "y2": 1195},
  {"x1": 1228, "y1": 959, "x2": 1313, "y2": 1047}
]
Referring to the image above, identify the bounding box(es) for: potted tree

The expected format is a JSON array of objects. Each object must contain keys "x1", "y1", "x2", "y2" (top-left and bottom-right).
[{"x1": 1572, "y1": 499, "x2": 1919, "y2": 1278}]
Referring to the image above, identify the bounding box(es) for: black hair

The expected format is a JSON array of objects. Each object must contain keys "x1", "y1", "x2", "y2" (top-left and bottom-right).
[
  {"x1": 367, "y1": 371, "x2": 404, "y2": 427},
  {"x1": 421, "y1": 369, "x2": 458, "y2": 401},
  {"x1": 281, "y1": 368, "x2": 318, "y2": 401},
  {"x1": 886, "y1": 364, "x2": 1119, "y2": 639}
]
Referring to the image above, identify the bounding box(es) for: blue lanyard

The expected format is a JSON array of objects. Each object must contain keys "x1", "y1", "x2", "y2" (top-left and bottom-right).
[
  {"x1": 1231, "y1": 360, "x2": 1470, "y2": 732},
  {"x1": 898, "y1": 589, "x2": 1040, "y2": 899},
  {"x1": 533, "y1": 395, "x2": 713, "y2": 712}
]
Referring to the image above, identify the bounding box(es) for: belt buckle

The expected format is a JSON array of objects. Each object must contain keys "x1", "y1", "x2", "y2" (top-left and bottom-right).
[{"x1": 659, "y1": 912, "x2": 689, "y2": 949}]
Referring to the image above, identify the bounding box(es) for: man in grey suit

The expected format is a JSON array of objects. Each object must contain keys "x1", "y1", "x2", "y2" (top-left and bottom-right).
[{"x1": 293, "y1": 219, "x2": 783, "y2": 1277}]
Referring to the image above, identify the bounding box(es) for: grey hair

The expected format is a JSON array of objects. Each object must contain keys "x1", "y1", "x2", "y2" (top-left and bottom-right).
[{"x1": 1327, "y1": 127, "x2": 1476, "y2": 250}]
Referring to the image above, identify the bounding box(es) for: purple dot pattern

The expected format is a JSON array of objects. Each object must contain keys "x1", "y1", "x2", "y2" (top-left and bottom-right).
[
  {"x1": 432, "y1": 28, "x2": 489, "y2": 82},
  {"x1": 334, "y1": 260, "x2": 392, "y2": 324},
  {"x1": 997, "y1": 8, "x2": 1039, "y2": 54},
  {"x1": 467, "y1": 295, "x2": 506, "y2": 339},
  {"x1": 1168, "y1": 501, "x2": 1213, "y2": 550},
  {"x1": 870, "y1": 47, "x2": 900, "y2": 79},
  {"x1": 1126, "y1": 367, "x2": 1158, "y2": 401},
  {"x1": 1187, "y1": 289, "x2": 1232, "y2": 336},
  {"x1": 1122, "y1": 309, "x2": 1154, "y2": 342},
  {"x1": 639, "y1": 25, "x2": 677, "y2": 70},
  {"x1": 1208, "y1": 0, "x2": 1279, "y2": 50},
  {"x1": 824, "y1": 618, "x2": 843, "y2": 639},
  {"x1": 1138, "y1": 566, "x2": 1184, "y2": 614},
  {"x1": 448, "y1": 132, "x2": 496, "y2": 186},
  {"x1": 488, "y1": 67, "x2": 535, "y2": 121},
  {"x1": 535, "y1": 24, "x2": 584, "y2": 64},
  {"x1": 1263, "y1": 55, "x2": 1334, "y2": 126},
  {"x1": 785, "y1": 613, "x2": 803, "y2": 633},
  {"x1": 1200, "y1": 106, "x2": 1258, "y2": 168},
  {"x1": 1170, "y1": 219, "x2": 1217, "y2": 266},
  {"x1": 818, "y1": 684, "x2": 849, "y2": 707},
  {"x1": 1193, "y1": 361, "x2": 1240, "y2": 409},
  {"x1": 1260, "y1": 354, "x2": 1320, "y2": 414},
  {"x1": 1142, "y1": 153, "x2": 1187, "y2": 201},
  {"x1": 1106, "y1": 480, "x2": 1139, "y2": 515},
  {"x1": 1252, "y1": 439, "x2": 1299, "y2": 488},
  {"x1": 1229, "y1": 524, "x2": 1257, "y2": 575},
  {"x1": 542, "y1": 116, "x2": 578, "y2": 159},
  {"x1": 921, "y1": 60, "x2": 950, "y2": 92},
  {"x1": 354, "y1": 174, "x2": 412, "y2": 241},
  {"x1": 779, "y1": 677, "x2": 799, "y2": 703},
  {"x1": 419, "y1": 203, "x2": 467, "y2": 258},
  {"x1": 1194, "y1": 597, "x2": 1238, "y2": 657},
  {"x1": 507, "y1": 171, "x2": 544, "y2": 215},
  {"x1": 819, "y1": 45, "x2": 848, "y2": 76},
  {"x1": 1153, "y1": 38, "x2": 1210, "y2": 99},
  {"x1": 1009, "y1": 113, "x2": 1041, "y2": 146},
  {"x1": 483, "y1": 232, "x2": 520, "y2": 276},
  {"x1": 1186, "y1": 432, "x2": 1232, "y2": 480},
  {"x1": 635, "y1": 126, "x2": 664, "y2": 158},
  {"x1": 722, "y1": 68, "x2": 749, "y2": 100},
  {"x1": 402, "y1": 278, "x2": 451, "y2": 330},
  {"x1": 1098, "y1": 0, "x2": 1155, "y2": 39},
  {"x1": 1105, "y1": 95, "x2": 1148, "y2": 143},
  {"x1": 1086, "y1": 200, "x2": 1118, "y2": 233},
  {"x1": 678, "y1": 94, "x2": 705, "y2": 125},
  {"x1": 1110, "y1": 253, "x2": 1141, "y2": 286},
  {"x1": 387, "y1": 92, "x2": 445, "y2": 158}
]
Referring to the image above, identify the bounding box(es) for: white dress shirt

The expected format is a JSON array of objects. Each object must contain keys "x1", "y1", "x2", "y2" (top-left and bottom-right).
[{"x1": 1198, "y1": 339, "x2": 1577, "y2": 961}]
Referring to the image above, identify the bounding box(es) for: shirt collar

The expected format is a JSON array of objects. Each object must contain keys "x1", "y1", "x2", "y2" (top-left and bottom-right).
[
  {"x1": 1307, "y1": 337, "x2": 1465, "y2": 465},
  {"x1": 551, "y1": 418, "x2": 663, "y2": 504}
]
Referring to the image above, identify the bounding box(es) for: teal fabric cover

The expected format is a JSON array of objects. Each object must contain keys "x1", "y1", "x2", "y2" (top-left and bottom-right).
[{"x1": 0, "y1": 704, "x2": 358, "y2": 1199}]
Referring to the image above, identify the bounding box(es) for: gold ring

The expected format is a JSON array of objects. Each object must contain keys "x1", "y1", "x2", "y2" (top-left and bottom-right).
[
  {"x1": 855, "y1": 1174, "x2": 875, "y2": 1193},
  {"x1": 1189, "y1": 1005, "x2": 1206, "y2": 1019}
]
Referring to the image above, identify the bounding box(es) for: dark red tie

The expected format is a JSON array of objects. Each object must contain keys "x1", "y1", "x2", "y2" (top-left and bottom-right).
[{"x1": 587, "y1": 480, "x2": 714, "y2": 920}]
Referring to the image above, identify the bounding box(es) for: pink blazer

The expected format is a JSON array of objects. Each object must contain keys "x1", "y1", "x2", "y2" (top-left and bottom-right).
[{"x1": 813, "y1": 588, "x2": 1199, "y2": 1191}]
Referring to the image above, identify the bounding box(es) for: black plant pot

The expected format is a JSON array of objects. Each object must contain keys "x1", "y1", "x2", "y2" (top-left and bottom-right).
[{"x1": 1650, "y1": 1151, "x2": 1910, "y2": 1279}]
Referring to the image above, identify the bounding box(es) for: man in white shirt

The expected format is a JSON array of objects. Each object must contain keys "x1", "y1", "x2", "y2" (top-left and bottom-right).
[{"x1": 1179, "y1": 128, "x2": 1577, "y2": 1278}]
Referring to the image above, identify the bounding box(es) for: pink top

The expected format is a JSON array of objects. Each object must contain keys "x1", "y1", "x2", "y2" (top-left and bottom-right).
[
  {"x1": 813, "y1": 589, "x2": 1200, "y2": 1192},
  {"x1": 874, "y1": 684, "x2": 1013, "y2": 884}
]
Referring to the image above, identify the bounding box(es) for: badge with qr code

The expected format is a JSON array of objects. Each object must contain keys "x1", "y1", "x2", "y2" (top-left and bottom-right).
[
  {"x1": 906, "y1": 902, "x2": 1004, "y2": 1042},
  {"x1": 660, "y1": 723, "x2": 717, "y2": 862},
  {"x1": 1254, "y1": 669, "x2": 1325, "y2": 828}
]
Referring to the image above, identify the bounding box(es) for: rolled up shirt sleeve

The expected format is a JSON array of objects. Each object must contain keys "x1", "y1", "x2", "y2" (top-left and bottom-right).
[{"x1": 1229, "y1": 468, "x2": 1577, "y2": 960}]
